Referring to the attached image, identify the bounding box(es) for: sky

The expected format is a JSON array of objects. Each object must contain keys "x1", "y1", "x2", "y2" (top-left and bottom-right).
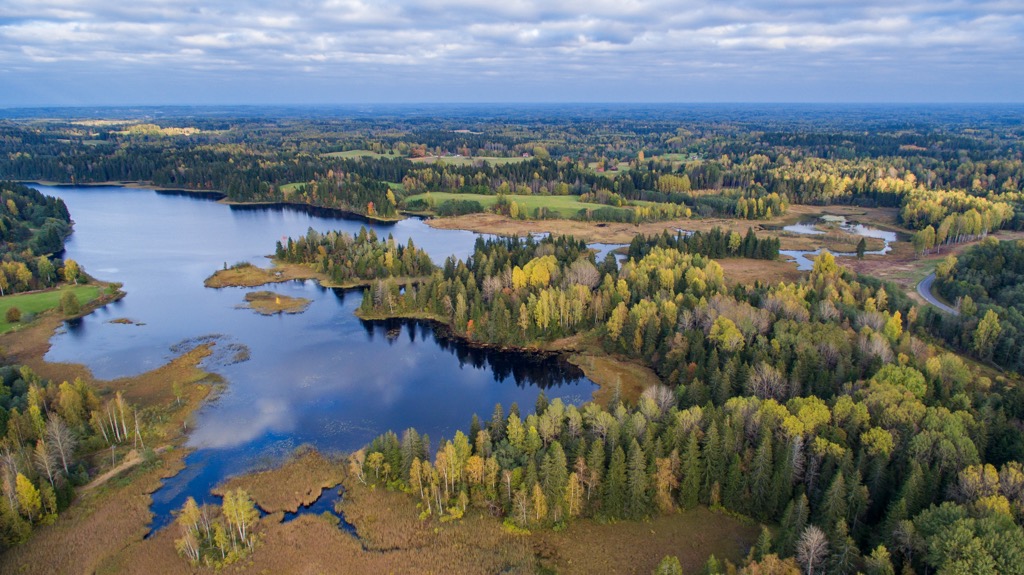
[{"x1": 0, "y1": 0, "x2": 1022, "y2": 107}]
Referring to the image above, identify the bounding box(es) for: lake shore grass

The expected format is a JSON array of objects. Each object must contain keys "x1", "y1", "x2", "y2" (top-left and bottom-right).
[
  {"x1": 213, "y1": 447, "x2": 345, "y2": 513},
  {"x1": 0, "y1": 284, "x2": 103, "y2": 333}
]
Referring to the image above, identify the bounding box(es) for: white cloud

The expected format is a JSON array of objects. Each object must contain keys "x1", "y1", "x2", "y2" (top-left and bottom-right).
[{"x1": 0, "y1": 0, "x2": 1020, "y2": 104}]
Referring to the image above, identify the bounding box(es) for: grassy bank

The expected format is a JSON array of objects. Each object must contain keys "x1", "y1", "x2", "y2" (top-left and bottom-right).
[{"x1": 0, "y1": 285, "x2": 102, "y2": 333}]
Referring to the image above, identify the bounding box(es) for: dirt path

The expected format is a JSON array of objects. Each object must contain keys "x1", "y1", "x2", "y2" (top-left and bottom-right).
[{"x1": 82, "y1": 446, "x2": 169, "y2": 492}]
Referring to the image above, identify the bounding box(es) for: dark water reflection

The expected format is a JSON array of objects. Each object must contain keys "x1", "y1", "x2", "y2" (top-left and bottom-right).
[{"x1": 33, "y1": 185, "x2": 596, "y2": 531}]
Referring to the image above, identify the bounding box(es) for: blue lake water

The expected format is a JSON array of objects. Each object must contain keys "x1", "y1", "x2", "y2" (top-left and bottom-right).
[{"x1": 34, "y1": 185, "x2": 597, "y2": 531}]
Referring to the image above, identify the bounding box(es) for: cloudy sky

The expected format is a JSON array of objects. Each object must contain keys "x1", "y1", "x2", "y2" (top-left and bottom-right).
[{"x1": 1, "y1": 0, "x2": 1022, "y2": 106}]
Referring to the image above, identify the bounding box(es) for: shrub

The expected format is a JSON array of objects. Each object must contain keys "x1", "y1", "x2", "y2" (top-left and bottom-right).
[
  {"x1": 5, "y1": 306, "x2": 21, "y2": 323},
  {"x1": 59, "y1": 291, "x2": 81, "y2": 316}
]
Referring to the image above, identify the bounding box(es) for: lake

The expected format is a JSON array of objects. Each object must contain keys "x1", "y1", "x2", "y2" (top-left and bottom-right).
[{"x1": 33, "y1": 185, "x2": 597, "y2": 531}]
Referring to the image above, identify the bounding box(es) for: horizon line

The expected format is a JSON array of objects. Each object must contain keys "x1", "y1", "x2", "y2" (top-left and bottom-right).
[{"x1": 3, "y1": 101, "x2": 1024, "y2": 111}]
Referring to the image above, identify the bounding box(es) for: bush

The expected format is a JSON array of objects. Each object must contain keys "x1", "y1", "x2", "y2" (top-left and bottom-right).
[
  {"x1": 59, "y1": 291, "x2": 81, "y2": 316},
  {"x1": 5, "y1": 306, "x2": 21, "y2": 323}
]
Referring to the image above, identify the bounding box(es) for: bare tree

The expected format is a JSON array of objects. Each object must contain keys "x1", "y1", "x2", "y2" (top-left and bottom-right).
[
  {"x1": 0, "y1": 446, "x2": 19, "y2": 511},
  {"x1": 641, "y1": 384, "x2": 676, "y2": 415},
  {"x1": 565, "y1": 259, "x2": 600, "y2": 289},
  {"x1": 747, "y1": 362, "x2": 786, "y2": 400},
  {"x1": 46, "y1": 413, "x2": 77, "y2": 475},
  {"x1": 796, "y1": 525, "x2": 829, "y2": 575},
  {"x1": 482, "y1": 275, "x2": 504, "y2": 302},
  {"x1": 34, "y1": 439, "x2": 58, "y2": 487}
]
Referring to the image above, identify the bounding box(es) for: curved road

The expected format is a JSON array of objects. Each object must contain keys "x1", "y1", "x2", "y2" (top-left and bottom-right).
[{"x1": 918, "y1": 272, "x2": 959, "y2": 315}]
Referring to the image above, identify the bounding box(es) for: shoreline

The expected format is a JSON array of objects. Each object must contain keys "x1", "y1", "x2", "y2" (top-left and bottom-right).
[
  {"x1": 20, "y1": 179, "x2": 404, "y2": 224},
  {"x1": 354, "y1": 308, "x2": 659, "y2": 405}
]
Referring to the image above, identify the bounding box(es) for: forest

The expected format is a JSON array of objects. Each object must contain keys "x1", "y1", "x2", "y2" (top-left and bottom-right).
[
  {"x1": 259, "y1": 224, "x2": 1024, "y2": 574},
  {"x1": 0, "y1": 182, "x2": 76, "y2": 296},
  {"x1": 0, "y1": 364, "x2": 143, "y2": 547},
  {"x1": 924, "y1": 238, "x2": 1024, "y2": 374}
]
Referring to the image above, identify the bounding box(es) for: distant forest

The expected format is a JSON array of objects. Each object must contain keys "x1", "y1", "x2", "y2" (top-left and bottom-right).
[{"x1": 0, "y1": 106, "x2": 1021, "y2": 229}]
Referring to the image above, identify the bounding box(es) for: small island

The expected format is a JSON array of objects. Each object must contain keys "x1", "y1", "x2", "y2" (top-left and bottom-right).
[
  {"x1": 204, "y1": 261, "x2": 325, "y2": 288},
  {"x1": 239, "y1": 291, "x2": 311, "y2": 315}
]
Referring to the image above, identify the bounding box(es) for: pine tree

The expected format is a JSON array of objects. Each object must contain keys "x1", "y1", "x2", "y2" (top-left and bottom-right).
[
  {"x1": 585, "y1": 439, "x2": 605, "y2": 502},
  {"x1": 603, "y1": 446, "x2": 627, "y2": 518},
  {"x1": 702, "y1": 421, "x2": 724, "y2": 504},
  {"x1": 489, "y1": 403, "x2": 506, "y2": 441},
  {"x1": 750, "y1": 432, "x2": 774, "y2": 519},
  {"x1": 680, "y1": 434, "x2": 702, "y2": 509},
  {"x1": 828, "y1": 520, "x2": 859, "y2": 575},
  {"x1": 723, "y1": 454, "x2": 744, "y2": 511},
  {"x1": 626, "y1": 439, "x2": 650, "y2": 518},
  {"x1": 820, "y1": 471, "x2": 848, "y2": 532},
  {"x1": 541, "y1": 441, "x2": 568, "y2": 522}
]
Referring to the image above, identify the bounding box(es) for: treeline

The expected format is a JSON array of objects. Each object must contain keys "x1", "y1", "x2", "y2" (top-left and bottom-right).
[
  {"x1": 922, "y1": 238, "x2": 1024, "y2": 374},
  {"x1": 363, "y1": 363, "x2": 1023, "y2": 574},
  {"x1": 275, "y1": 227, "x2": 435, "y2": 285},
  {"x1": 626, "y1": 228, "x2": 780, "y2": 262},
  {"x1": 0, "y1": 183, "x2": 75, "y2": 295},
  {"x1": 356, "y1": 234, "x2": 617, "y2": 345},
  {"x1": 4, "y1": 114, "x2": 1020, "y2": 228},
  {"x1": 282, "y1": 173, "x2": 401, "y2": 219},
  {"x1": 0, "y1": 365, "x2": 142, "y2": 548}
]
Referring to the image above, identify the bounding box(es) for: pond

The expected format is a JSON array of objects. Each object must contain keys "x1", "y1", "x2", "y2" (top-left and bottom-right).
[
  {"x1": 780, "y1": 216, "x2": 898, "y2": 270},
  {"x1": 34, "y1": 185, "x2": 597, "y2": 531}
]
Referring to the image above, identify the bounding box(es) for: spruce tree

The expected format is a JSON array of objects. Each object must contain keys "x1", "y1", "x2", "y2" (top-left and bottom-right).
[
  {"x1": 626, "y1": 439, "x2": 650, "y2": 518},
  {"x1": 603, "y1": 446, "x2": 627, "y2": 518}
]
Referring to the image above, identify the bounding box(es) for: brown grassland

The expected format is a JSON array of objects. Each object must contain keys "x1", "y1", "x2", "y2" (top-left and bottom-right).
[
  {"x1": 206, "y1": 261, "x2": 430, "y2": 291},
  {"x1": 203, "y1": 262, "x2": 329, "y2": 288},
  {"x1": 240, "y1": 291, "x2": 312, "y2": 315},
  {"x1": 717, "y1": 258, "x2": 804, "y2": 287},
  {"x1": 213, "y1": 448, "x2": 344, "y2": 513},
  {"x1": 424, "y1": 204, "x2": 904, "y2": 246}
]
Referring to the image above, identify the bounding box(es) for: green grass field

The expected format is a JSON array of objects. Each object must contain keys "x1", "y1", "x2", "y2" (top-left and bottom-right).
[
  {"x1": 0, "y1": 285, "x2": 101, "y2": 333},
  {"x1": 279, "y1": 182, "x2": 303, "y2": 195},
  {"x1": 404, "y1": 192, "x2": 636, "y2": 219}
]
